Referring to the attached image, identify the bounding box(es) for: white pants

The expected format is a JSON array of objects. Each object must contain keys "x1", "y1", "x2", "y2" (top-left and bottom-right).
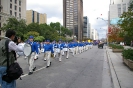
[
  {"x1": 75, "y1": 46, "x2": 78, "y2": 54},
  {"x1": 28, "y1": 52, "x2": 35, "y2": 72},
  {"x1": 44, "y1": 51, "x2": 51, "y2": 66},
  {"x1": 79, "y1": 47, "x2": 82, "y2": 53},
  {"x1": 38, "y1": 48, "x2": 41, "y2": 54},
  {"x1": 54, "y1": 48, "x2": 57, "y2": 57},
  {"x1": 58, "y1": 50, "x2": 63, "y2": 61},
  {"x1": 63, "y1": 48, "x2": 69, "y2": 58},
  {"x1": 71, "y1": 48, "x2": 75, "y2": 56},
  {"x1": 34, "y1": 53, "x2": 39, "y2": 59}
]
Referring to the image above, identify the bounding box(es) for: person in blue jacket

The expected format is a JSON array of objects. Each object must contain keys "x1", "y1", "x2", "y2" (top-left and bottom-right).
[
  {"x1": 57, "y1": 40, "x2": 64, "y2": 62},
  {"x1": 27, "y1": 36, "x2": 39, "y2": 75},
  {"x1": 44, "y1": 40, "x2": 54, "y2": 68}
]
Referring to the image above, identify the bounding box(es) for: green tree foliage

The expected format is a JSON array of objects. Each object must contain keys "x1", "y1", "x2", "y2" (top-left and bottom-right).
[
  {"x1": 34, "y1": 36, "x2": 45, "y2": 42},
  {"x1": 1, "y1": 17, "x2": 27, "y2": 36},
  {"x1": 1, "y1": 18, "x2": 72, "y2": 42},
  {"x1": 117, "y1": 1, "x2": 133, "y2": 45}
]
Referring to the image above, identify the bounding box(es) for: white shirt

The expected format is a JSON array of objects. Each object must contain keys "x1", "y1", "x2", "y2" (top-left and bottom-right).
[{"x1": 4, "y1": 37, "x2": 23, "y2": 52}]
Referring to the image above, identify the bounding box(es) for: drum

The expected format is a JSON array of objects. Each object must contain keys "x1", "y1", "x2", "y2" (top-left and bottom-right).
[
  {"x1": 56, "y1": 48, "x2": 60, "y2": 53},
  {"x1": 63, "y1": 48, "x2": 68, "y2": 51},
  {"x1": 17, "y1": 43, "x2": 32, "y2": 56}
]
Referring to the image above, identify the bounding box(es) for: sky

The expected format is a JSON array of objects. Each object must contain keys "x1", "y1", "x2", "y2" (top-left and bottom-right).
[{"x1": 27, "y1": 0, "x2": 110, "y2": 39}]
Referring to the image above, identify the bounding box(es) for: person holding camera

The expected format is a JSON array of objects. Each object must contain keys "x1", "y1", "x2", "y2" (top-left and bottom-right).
[{"x1": 0, "y1": 29, "x2": 23, "y2": 88}]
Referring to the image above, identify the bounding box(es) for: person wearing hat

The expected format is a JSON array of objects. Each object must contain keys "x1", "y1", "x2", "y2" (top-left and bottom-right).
[
  {"x1": 43, "y1": 40, "x2": 54, "y2": 68},
  {"x1": 27, "y1": 36, "x2": 39, "y2": 75}
]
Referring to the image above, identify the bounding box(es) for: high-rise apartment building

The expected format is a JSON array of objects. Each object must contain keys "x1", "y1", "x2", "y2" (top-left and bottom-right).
[
  {"x1": 0, "y1": 0, "x2": 26, "y2": 37},
  {"x1": 109, "y1": 0, "x2": 130, "y2": 24},
  {"x1": 63, "y1": 0, "x2": 83, "y2": 41},
  {"x1": 26, "y1": 10, "x2": 47, "y2": 25},
  {"x1": 83, "y1": 16, "x2": 91, "y2": 39}
]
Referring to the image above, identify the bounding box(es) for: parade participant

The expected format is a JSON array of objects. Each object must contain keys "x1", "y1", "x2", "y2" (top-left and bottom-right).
[
  {"x1": 0, "y1": 29, "x2": 23, "y2": 88},
  {"x1": 63, "y1": 42, "x2": 69, "y2": 59},
  {"x1": 43, "y1": 40, "x2": 54, "y2": 68},
  {"x1": 27, "y1": 36, "x2": 38, "y2": 75},
  {"x1": 43, "y1": 41, "x2": 46, "y2": 61},
  {"x1": 62, "y1": 41, "x2": 65, "y2": 56},
  {"x1": 34, "y1": 42, "x2": 41, "y2": 60},
  {"x1": 69, "y1": 41, "x2": 75, "y2": 56},
  {"x1": 56, "y1": 40, "x2": 64, "y2": 62},
  {"x1": 53, "y1": 41, "x2": 58, "y2": 58},
  {"x1": 78, "y1": 41, "x2": 82, "y2": 53}
]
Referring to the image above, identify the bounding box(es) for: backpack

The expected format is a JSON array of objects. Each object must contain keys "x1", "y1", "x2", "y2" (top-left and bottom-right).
[{"x1": 2, "y1": 39, "x2": 23, "y2": 83}]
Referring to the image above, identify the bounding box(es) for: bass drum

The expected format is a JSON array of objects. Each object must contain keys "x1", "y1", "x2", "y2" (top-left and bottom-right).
[{"x1": 17, "y1": 43, "x2": 32, "y2": 56}]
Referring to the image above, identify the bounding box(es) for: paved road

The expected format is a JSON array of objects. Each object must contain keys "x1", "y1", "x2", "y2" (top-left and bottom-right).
[{"x1": 16, "y1": 46, "x2": 113, "y2": 88}]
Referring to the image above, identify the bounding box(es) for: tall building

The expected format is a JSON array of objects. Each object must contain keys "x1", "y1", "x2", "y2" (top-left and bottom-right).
[
  {"x1": 63, "y1": 0, "x2": 83, "y2": 41},
  {"x1": 109, "y1": 0, "x2": 130, "y2": 24},
  {"x1": 83, "y1": 16, "x2": 91, "y2": 39},
  {"x1": 26, "y1": 10, "x2": 47, "y2": 25},
  {"x1": 92, "y1": 29, "x2": 99, "y2": 40},
  {"x1": 0, "y1": 0, "x2": 26, "y2": 37}
]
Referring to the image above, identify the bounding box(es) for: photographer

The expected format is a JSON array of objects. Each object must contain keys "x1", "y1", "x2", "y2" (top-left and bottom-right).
[{"x1": 0, "y1": 29, "x2": 23, "y2": 88}]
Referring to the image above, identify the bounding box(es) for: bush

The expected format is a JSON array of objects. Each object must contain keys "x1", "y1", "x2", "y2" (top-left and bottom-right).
[
  {"x1": 122, "y1": 48, "x2": 133, "y2": 61},
  {"x1": 109, "y1": 44, "x2": 124, "y2": 49}
]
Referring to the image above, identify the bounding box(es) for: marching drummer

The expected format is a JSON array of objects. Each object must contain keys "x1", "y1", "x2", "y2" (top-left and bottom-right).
[
  {"x1": 43, "y1": 40, "x2": 54, "y2": 68},
  {"x1": 27, "y1": 36, "x2": 38, "y2": 75}
]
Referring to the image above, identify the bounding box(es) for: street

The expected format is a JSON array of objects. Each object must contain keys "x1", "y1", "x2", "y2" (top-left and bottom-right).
[{"x1": 16, "y1": 46, "x2": 113, "y2": 88}]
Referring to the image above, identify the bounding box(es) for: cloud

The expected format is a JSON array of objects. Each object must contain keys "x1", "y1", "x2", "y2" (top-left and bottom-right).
[{"x1": 27, "y1": 0, "x2": 110, "y2": 39}]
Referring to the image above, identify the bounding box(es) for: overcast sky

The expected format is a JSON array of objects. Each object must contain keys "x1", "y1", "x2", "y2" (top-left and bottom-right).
[{"x1": 27, "y1": 0, "x2": 110, "y2": 39}]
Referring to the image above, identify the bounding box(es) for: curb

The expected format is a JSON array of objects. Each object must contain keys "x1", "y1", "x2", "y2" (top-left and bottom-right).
[{"x1": 106, "y1": 48, "x2": 121, "y2": 88}]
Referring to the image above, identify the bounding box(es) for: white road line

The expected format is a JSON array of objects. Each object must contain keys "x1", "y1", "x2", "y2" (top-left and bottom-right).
[{"x1": 21, "y1": 66, "x2": 46, "y2": 78}]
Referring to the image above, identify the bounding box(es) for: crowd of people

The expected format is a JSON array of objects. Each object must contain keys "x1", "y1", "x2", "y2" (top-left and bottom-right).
[{"x1": 0, "y1": 29, "x2": 93, "y2": 88}]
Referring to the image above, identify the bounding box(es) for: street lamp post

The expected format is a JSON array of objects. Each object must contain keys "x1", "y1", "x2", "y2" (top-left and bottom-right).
[
  {"x1": 97, "y1": 17, "x2": 109, "y2": 46},
  {"x1": 59, "y1": 20, "x2": 62, "y2": 40}
]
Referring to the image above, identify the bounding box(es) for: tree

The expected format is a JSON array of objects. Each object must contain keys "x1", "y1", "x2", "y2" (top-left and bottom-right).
[
  {"x1": 34, "y1": 36, "x2": 45, "y2": 42},
  {"x1": 117, "y1": 1, "x2": 133, "y2": 45},
  {"x1": 1, "y1": 17, "x2": 27, "y2": 36},
  {"x1": 108, "y1": 26, "x2": 124, "y2": 43},
  {"x1": 24, "y1": 31, "x2": 39, "y2": 40}
]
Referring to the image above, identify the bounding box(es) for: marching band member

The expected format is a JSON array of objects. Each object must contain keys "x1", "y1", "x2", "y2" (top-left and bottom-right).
[
  {"x1": 53, "y1": 41, "x2": 58, "y2": 58},
  {"x1": 56, "y1": 41, "x2": 64, "y2": 62},
  {"x1": 63, "y1": 42, "x2": 69, "y2": 59},
  {"x1": 43, "y1": 40, "x2": 54, "y2": 68},
  {"x1": 34, "y1": 42, "x2": 40, "y2": 60},
  {"x1": 78, "y1": 41, "x2": 82, "y2": 53},
  {"x1": 43, "y1": 41, "x2": 46, "y2": 61},
  {"x1": 27, "y1": 36, "x2": 38, "y2": 75},
  {"x1": 69, "y1": 41, "x2": 75, "y2": 56}
]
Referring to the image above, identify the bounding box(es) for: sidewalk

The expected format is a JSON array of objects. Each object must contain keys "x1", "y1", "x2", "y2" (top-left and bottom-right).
[{"x1": 106, "y1": 47, "x2": 133, "y2": 88}]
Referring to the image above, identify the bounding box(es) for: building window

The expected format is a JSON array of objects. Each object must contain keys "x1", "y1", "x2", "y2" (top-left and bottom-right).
[
  {"x1": 10, "y1": 0, "x2": 12, "y2": 2},
  {"x1": 15, "y1": 12, "x2": 17, "y2": 17},
  {"x1": 10, "y1": 4, "x2": 12, "y2": 9},
  {"x1": 19, "y1": 1, "x2": 21, "y2": 6},
  {"x1": 0, "y1": 30, "x2": 1, "y2": 35},
  {"x1": 37, "y1": 13, "x2": 39, "y2": 23},
  {"x1": 19, "y1": 7, "x2": 21, "y2": 12},
  {"x1": 10, "y1": 10, "x2": 12, "y2": 15},
  {"x1": 15, "y1": 5, "x2": 17, "y2": 10},
  {"x1": 15, "y1": 0, "x2": 17, "y2": 4},
  {"x1": 32, "y1": 11, "x2": 34, "y2": 22},
  {"x1": 19, "y1": 13, "x2": 21, "y2": 18},
  {"x1": 123, "y1": 4, "x2": 126, "y2": 12}
]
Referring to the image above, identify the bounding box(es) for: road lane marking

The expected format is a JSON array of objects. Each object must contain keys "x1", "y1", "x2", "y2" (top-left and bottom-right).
[{"x1": 21, "y1": 66, "x2": 46, "y2": 78}]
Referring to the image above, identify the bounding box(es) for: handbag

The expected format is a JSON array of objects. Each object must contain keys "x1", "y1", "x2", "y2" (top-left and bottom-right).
[{"x1": 2, "y1": 39, "x2": 23, "y2": 83}]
